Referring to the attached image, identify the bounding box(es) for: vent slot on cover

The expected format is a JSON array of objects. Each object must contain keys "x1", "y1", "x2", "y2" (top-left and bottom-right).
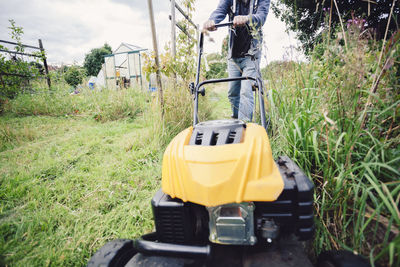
[
  {"x1": 210, "y1": 133, "x2": 219, "y2": 146},
  {"x1": 227, "y1": 131, "x2": 236, "y2": 144},
  {"x1": 195, "y1": 132, "x2": 203, "y2": 145},
  {"x1": 189, "y1": 120, "x2": 245, "y2": 146}
]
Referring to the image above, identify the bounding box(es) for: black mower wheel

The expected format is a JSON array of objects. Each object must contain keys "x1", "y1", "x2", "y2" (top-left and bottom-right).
[
  {"x1": 317, "y1": 250, "x2": 371, "y2": 267},
  {"x1": 87, "y1": 239, "x2": 137, "y2": 267},
  {"x1": 126, "y1": 254, "x2": 199, "y2": 267}
]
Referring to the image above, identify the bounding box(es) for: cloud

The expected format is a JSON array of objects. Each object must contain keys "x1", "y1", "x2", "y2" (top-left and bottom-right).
[
  {"x1": 0, "y1": 0, "x2": 302, "y2": 65},
  {"x1": 0, "y1": 0, "x2": 167, "y2": 64},
  {"x1": 111, "y1": 0, "x2": 168, "y2": 11}
]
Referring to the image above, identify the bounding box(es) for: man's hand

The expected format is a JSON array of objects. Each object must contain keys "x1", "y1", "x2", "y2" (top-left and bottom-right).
[
  {"x1": 203, "y1": 20, "x2": 216, "y2": 32},
  {"x1": 233, "y1": 15, "x2": 249, "y2": 27}
]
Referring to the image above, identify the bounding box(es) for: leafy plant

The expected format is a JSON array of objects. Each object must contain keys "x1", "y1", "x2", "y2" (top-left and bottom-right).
[
  {"x1": 0, "y1": 20, "x2": 41, "y2": 104},
  {"x1": 143, "y1": 0, "x2": 198, "y2": 82},
  {"x1": 63, "y1": 66, "x2": 85, "y2": 87}
]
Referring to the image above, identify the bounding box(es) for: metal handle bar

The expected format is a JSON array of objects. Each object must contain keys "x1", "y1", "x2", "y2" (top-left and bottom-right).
[
  {"x1": 194, "y1": 22, "x2": 267, "y2": 129},
  {"x1": 195, "y1": 76, "x2": 267, "y2": 129},
  {"x1": 198, "y1": 22, "x2": 233, "y2": 51},
  {"x1": 197, "y1": 76, "x2": 256, "y2": 89},
  {"x1": 215, "y1": 22, "x2": 233, "y2": 28}
]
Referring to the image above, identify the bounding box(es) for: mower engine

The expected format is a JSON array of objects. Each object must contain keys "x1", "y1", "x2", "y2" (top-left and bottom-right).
[{"x1": 152, "y1": 119, "x2": 314, "y2": 247}]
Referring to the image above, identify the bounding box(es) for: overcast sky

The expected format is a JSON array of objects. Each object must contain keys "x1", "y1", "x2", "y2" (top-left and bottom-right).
[{"x1": 0, "y1": 0, "x2": 302, "y2": 66}]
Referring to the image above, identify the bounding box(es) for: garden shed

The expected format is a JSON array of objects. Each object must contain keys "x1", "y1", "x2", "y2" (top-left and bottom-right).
[{"x1": 96, "y1": 43, "x2": 147, "y2": 90}]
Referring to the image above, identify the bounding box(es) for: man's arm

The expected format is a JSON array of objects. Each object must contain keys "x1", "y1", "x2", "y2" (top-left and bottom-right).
[
  {"x1": 209, "y1": 0, "x2": 232, "y2": 24},
  {"x1": 248, "y1": 0, "x2": 270, "y2": 27},
  {"x1": 204, "y1": 0, "x2": 232, "y2": 31}
]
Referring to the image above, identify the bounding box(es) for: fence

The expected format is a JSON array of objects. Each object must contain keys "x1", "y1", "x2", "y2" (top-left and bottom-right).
[
  {"x1": 169, "y1": 0, "x2": 199, "y2": 56},
  {"x1": 0, "y1": 39, "x2": 51, "y2": 90}
]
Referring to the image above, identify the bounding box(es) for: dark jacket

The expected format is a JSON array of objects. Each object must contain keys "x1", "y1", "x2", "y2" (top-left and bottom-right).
[{"x1": 209, "y1": 0, "x2": 270, "y2": 59}]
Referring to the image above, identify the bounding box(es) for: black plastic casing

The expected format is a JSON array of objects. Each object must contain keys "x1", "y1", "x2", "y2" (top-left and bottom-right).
[
  {"x1": 151, "y1": 191, "x2": 209, "y2": 245},
  {"x1": 152, "y1": 156, "x2": 315, "y2": 244},
  {"x1": 254, "y1": 156, "x2": 315, "y2": 241}
]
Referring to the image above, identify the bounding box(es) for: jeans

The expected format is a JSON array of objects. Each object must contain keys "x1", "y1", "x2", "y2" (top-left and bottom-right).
[{"x1": 227, "y1": 56, "x2": 260, "y2": 121}]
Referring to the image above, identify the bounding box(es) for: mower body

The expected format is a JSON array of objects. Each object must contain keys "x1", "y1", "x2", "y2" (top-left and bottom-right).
[
  {"x1": 88, "y1": 21, "x2": 372, "y2": 267},
  {"x1": 153, "y1": 119, "x2": 314, "y2": 247},
  {"x1": 88, "y1": 22, "x2": 317, "y2": 267}
]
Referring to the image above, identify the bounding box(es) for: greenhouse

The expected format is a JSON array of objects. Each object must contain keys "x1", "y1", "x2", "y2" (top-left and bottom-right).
[{"x1": 96, "y1": 43, "x2": 147, "y2": 90}]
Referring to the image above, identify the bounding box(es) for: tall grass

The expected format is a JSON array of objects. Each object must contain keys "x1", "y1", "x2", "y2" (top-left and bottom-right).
[
  {"x1": 0, "y1": 80, "x2": 214, "y2": 266},
  {"x1": 3, "y1": 82, "x2": 148, "y2": 122},
  {"x1": 2, "y1": 77, "x2": 214, "y2": 152},
  {"x1": 265, "y1": 28, "x2": 399, "y2": 266},
  {"x1": 149, "y1": 80, "x2": 214, "y2": 147}
]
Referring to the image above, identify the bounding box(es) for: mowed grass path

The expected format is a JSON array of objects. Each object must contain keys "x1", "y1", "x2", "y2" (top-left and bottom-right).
[{"x1": 0, "y1": 114, "x2": 161, "y2": 266}]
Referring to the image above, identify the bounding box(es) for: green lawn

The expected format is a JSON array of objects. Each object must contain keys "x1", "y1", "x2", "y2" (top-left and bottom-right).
[
  {"x1": 0, "y1": 85, "x2": 225, "y2": 267},
  {"x1": 207, "y1": 84, "x2": 232, "y2": 119},
  {"x1": 0, "y1": 114, "x2": 161, "y2": 266}
]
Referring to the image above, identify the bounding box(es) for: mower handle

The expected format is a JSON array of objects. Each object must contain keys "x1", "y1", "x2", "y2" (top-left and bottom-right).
[
  {"x1": 197, "y1": 21, "x2": 233, "y2": 85},
  {"x1": 215, "y1": 22, "x2": 233, "y2": 28},
  {"x1": 194, "y1": 22, "x2": 268, "y2": 129},
  {"x1": 199, "y1": 22, "x2": 233, "y2": 51}
]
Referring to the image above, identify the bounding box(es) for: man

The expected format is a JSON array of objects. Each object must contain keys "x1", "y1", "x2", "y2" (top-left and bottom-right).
[{"x1": 203, "y1": 0, "x2": 270, "y2": 121}]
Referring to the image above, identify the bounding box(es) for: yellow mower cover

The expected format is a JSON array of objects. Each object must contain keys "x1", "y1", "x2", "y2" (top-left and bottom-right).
[{"x1": 162, "y1": 123, "x2": 284, "y2": 207}]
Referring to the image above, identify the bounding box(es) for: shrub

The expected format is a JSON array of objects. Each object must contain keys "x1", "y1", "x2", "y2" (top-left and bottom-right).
[{"x1": 64, "y1": 66, "x2": 86, "y2": 88}]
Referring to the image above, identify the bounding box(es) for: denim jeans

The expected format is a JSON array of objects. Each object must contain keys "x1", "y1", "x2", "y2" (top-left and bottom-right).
[{"x1": 227, "y1": 56, "x2": 260, "y2": 121}]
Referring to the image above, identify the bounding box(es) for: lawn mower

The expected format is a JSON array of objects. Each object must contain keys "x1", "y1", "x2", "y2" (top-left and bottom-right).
[{"x1": 87, "y1": 22, "x2": 370, "y2": 267}]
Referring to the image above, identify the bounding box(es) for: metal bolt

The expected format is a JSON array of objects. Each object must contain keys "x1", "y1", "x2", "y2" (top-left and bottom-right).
[
  {"x1": 249, "y1": 236, "x2": 257, "y2": 245},
  {"x1": 248, "y1": 203, "x2": 255, "y2": 211},
  {"x1": 267, "y1": 238, "x2": 272, "y2": 243},
  {"x1": 210, "y1": 234, "x2": 217, "y2": 241}
]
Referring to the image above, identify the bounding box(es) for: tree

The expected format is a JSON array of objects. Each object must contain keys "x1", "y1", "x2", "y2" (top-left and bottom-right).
[
  {"x1": 273, "y1": 0, "x2": 400, "y2": 53},
  {"x1": 83, "y1": 44, "x2": 112, "y2": 76},
  {"x1": 204, "y1": 36, "x2": 229, "y2": 79},
  {"x1": 64, "y1": 66, "x2": 85, "y2": 87}
]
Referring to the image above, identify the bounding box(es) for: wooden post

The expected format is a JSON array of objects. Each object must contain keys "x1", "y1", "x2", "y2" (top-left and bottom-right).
[
  {"x1": 186, "y1": 5, "x2": 190, "y2": 56},
  {"x1": 196, "y1": 24, "x2": 200, "y2": 50},
  {"x1": 139, "y1": 53, "x2": 143, "y2": 90},
  {"x1": 170, "y1": 0, "x2": 198, "y2": 29},
  {"x1": 38, "y1": 39, "x2": 51, "y2": 89},
  {"x1": 171, "y1": 0, "x2": 176, "y2": 58},
  {"x1": 171, "y1": 0, "x2": 177, "y2": 81},
  {"x1": 147, "y1": 0, "x2": 164, "y2": 115}
]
